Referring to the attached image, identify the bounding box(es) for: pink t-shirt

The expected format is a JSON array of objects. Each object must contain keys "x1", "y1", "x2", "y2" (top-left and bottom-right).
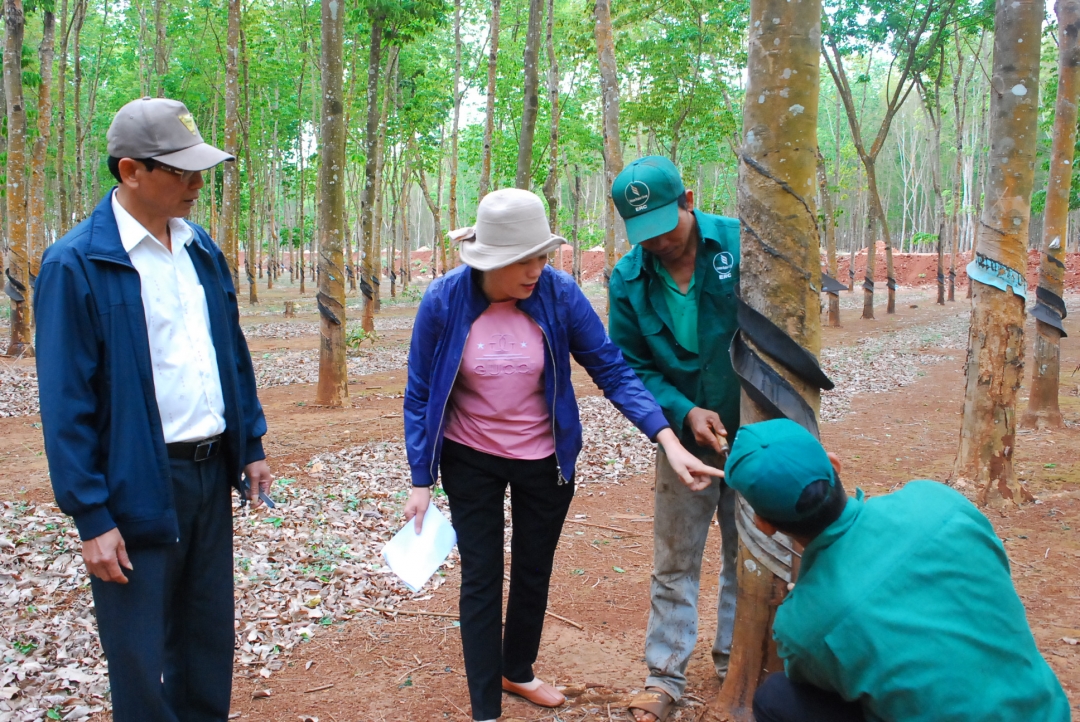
[{"x1": 443, "y1": 300, "x2": 555, "y2": 459}]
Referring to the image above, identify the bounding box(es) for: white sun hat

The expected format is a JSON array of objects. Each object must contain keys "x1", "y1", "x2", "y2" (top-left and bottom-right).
[{"x1": 451, "y1": 188, "x2": 565, "y2": 271}]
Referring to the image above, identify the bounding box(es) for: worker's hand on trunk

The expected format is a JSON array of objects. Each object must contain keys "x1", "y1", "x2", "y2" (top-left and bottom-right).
[
  {"x1": 656, "y1": 428, "x2": 723, "y2": 491},
  {"x1": 403, "y1": 486, "x2": 431, "y2": 533}
]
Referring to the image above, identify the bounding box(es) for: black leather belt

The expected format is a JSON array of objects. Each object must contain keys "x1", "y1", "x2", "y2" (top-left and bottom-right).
[{"x1": 166, "y1": 435, "x2": 222, "y2": 462}]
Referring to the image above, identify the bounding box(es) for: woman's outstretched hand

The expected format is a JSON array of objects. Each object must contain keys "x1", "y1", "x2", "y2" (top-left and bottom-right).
[
  {"x1": 403, "y1": 486, "x2": 431, "y2": 533},
  {"x1": 656, "y1": 428, "x2": 724, "y2": 491}
]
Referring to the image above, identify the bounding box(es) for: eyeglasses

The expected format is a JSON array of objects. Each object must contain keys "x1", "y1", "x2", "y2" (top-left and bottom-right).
[
  {"x1": 141, "y1": 158, "x2": 200, "y2": 183},
  {"x1": 154, "y1": 162, "x2": 201, "y2": 183}
]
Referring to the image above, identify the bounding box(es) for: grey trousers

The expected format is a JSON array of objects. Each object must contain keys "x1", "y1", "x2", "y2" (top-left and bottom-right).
[{"x1": 644, "y1": 446, "x2": 738, "y2": 701}]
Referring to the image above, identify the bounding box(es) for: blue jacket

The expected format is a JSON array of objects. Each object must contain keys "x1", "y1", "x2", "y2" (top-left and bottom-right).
[
  {"x1": 404, "y1": 264, "x2": 670, "y2": 487},
  {"x1": 34, "y1": 192, "x2": 267, "y2": 548}
]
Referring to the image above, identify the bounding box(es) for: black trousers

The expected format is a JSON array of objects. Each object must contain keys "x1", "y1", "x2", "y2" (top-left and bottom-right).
[
  {"x1": 440, "y1": 439, "x2": 575, "y2": 721},
  {"x1": 90, "y1": 454, "x2": 235, "y2": 722},
  {"x1": 753, "y1": 672, "x2": 866, "y2": 722}
]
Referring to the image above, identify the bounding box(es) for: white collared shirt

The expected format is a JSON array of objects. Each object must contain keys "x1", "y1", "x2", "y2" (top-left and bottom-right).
[{"x1": 112, "y1": 190, "x2": 226, "y2": 443}]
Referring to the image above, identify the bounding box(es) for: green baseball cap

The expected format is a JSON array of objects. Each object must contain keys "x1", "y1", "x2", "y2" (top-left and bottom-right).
[
  {"x1": 611, "y1": 156, "x2": 686, "y2": 244},
  {"x1": 724, "y1": 419, "x2": 836, "y2": 523}
]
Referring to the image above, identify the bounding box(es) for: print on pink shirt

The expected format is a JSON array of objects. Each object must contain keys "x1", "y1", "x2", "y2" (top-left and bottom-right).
[
  {"x1": 443, "y1": 300, "x2": 554, "y2": 460},
  {"x1": 473, "y1": 332, "x2": 535, "y2": 376}
]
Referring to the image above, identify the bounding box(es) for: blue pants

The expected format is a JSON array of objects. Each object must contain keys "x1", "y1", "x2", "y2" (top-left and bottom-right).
[
  {"x1": 753, "y1": 672, "x2": 866, "y2": 722},
  {"x1": 90, "y1": 454, "x2": 235, "y2": 722}
]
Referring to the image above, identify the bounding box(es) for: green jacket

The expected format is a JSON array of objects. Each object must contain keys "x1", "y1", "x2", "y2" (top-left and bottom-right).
[
  {"x1": 608, "y1": 210, "x2": 741, "y2": 446},
  {"x1": 775, "y1": 481, "x2": 1071, "y2": 722}
]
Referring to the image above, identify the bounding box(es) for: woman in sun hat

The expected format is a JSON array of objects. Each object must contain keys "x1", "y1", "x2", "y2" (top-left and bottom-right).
[{"x1": 402, "y1": 188, "x2": 721, "y2": 722}]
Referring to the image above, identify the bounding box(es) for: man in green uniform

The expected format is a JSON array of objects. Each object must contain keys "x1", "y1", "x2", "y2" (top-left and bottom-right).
[
  {"x1": 606, "y1": 156, "x2": 742, "y2": 722},
  {"x1": 725, "y1": 418, "x2": 1071, "y2": 722}
]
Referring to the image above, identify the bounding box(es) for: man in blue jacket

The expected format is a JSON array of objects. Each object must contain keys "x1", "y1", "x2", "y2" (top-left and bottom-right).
[{"x1": 34, "y1": 98, "x2": 270, "y2": 722}]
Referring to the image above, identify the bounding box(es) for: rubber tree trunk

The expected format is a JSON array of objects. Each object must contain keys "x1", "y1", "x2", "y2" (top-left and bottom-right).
[
  {"x1": 918, "y1": 68, "x2": 947, "y2": 307},
  {"x1": 28, "y1": 9, "x2": 55, "y2": 288},
  {"x1": 55, "y1": 0, "x2": 70, "y2": 232},
  {"x1": 1022, "y1": 0, "x2": 1080, "y2": 430},
  {"x1": 154, "y1": 0, "x2": 167, "y2": 95},
  {"x1": 222, "y1": 0, "x2": 241, "y2": 289},
  {"x1": 541, "y1": 0, "x2": 560, "y2": 234},
  {"x1": 449, "y1": 0, "x2": 462, "y2": 230},
  {"x1": 515, "y1": 0, "x2": 543, "y2": 189},
  {"x1": 477, "y1": 0, "x2": 499, "y2": 201},
  {"x1": 360, "y1": 12, "x2": 384, "y2": 333},
  {"x1": 315, "y1": 0, "x2": 347, "y2": 408},
  {"x1": 714, "y1": 0, "x2": 822, "y2": 717},
  {"x1": 816, "y1": 151, "x2": 840, "y2": 327},
  {"x1": 242, "y1": 25, "x2": 258, "y2": 305},
  {"x1": 949, "y1": 32, "x2": 967, "y2": 304},
  {"x1": 954, "y1": 0, "x2": 1041, "y2": 506},
  {"x1": 297, "y1": 55, "x2": 307, "y2": 295},
  {"x1": 593, "y1": 0, "x2": 623, "y2": 287},
  {"x1": 372, "y1": 47, "x2": 398, "y2": 310},
  {"x1": 862, "y1": 211, "x2": 877, "y2": 319},
  {"x1": 4, "y1": 0, "x2": 32, "y2": 357},
  {"x1": 72, "y1": 0, "x2": 84, "y2": 222}
]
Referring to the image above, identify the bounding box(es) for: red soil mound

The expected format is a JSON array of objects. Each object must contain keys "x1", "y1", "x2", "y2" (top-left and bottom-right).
[{"x1": 828, "y1": 242, "x2": 1080, "y2": 291}]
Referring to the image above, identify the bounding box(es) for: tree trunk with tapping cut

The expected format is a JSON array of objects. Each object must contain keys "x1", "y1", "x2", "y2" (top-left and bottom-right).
[
  {"x1": 360, "y1": 11, "x2": 384, "y2": 333},
  {"x1": 714, "y1": 0, "x2": 822, "y2": 716},
  {"x1": 515, "y1": 0, "x2": 543, "y2": 189},
  {"x1": 315, "y1": 0, "x2": 347, "y2": 408},
  {"x1": 478, "y1": 0, "x2": 499, "y2": 201},
  {"x1": 816, "y1": 152, "x2": 840, "y2": 327},
  {"x1": 4, "y1": 0, "x2": 31, "y2": 356},
  {"x1": 954, "y1": 0, "x2": 1041, "y2": 505},
  {"x1": 593, "y1": 0, "x2": 623, "y2": 288},
  {"x1": 1022, "y1": 0, "x2": 1080, "y2": 430},
  {"x1": 222, "y1": 0, "x2": 241, "y2": 289}
]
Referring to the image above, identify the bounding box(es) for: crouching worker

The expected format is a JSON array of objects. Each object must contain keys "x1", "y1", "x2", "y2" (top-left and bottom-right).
[
  {"x1": 723, "y1": 418, "x2": 1071, "y2": 722},
  {"x1": 401, "y1": 188, "x2": 722, "y2": 722}
]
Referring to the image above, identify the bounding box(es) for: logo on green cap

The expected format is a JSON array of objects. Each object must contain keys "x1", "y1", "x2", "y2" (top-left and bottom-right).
[{"x1": 625, "y1": 181, "x2": 650, "y2": 211}]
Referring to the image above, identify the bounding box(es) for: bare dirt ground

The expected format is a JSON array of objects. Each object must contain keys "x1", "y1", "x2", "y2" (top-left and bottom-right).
[{"x1": 1, "y1": 279, "x2": 1078, "y2": 722}]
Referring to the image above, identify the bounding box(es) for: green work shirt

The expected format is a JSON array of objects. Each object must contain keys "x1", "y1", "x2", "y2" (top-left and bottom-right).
[
  {"x1": 608, "y1": 210, "x2": 741, "y2": 448},
  {"x1": 654, "y1": 258, "x2": 699, "y2": 353},
  {"x1": 775, "y1": 481, "x2": 1071, "y2": 722}
]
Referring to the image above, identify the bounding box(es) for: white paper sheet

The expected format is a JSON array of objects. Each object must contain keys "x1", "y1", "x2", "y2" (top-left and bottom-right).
[{"x1": 382, "y1": 501, "x2": 457, "y2": 593}]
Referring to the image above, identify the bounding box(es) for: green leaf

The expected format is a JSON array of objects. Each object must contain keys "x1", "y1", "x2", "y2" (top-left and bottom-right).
[{"x1": 613, "y1": 566, "x2": 625, "y2": 573}]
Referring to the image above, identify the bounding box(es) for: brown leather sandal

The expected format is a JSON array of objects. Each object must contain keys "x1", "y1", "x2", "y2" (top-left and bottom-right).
[{"x1": 628, "y1": 687, "x2": 676, "y2": 722}]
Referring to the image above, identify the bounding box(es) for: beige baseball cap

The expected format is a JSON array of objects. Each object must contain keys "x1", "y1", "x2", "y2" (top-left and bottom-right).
[{"x1": 107, "y1": 97, "x2": 234, "y2": 171}]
